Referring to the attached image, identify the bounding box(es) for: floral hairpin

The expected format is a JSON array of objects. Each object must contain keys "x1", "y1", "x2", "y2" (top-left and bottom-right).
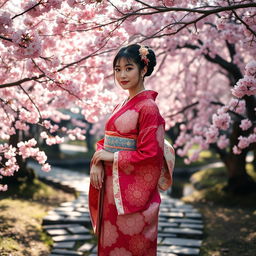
[{"x1": 138, "y1": 45, "x2": 150, "y2": 65}]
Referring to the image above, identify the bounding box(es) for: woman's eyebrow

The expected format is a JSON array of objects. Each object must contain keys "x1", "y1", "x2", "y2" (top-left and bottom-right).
[{"x1": 115, "y1": 63, "x2": 134, "y2": 67}]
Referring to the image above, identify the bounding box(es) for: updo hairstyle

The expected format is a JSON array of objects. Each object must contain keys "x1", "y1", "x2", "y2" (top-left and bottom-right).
[{"x1": 113, "y1": 44, "x2": 156, "y2": 77}]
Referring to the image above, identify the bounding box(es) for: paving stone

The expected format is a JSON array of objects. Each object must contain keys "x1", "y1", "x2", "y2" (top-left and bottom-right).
[
  {"x1": 158, "y1": 245, "x2": 200, "y2": 255},
  {"x1": 180, "y1": 223, "x2": 204, "y2": 229},
  {"x1": 163, "y1": 227, "x2": 203, "y2": 235},
  {"x1": 185, "y1": 212, "x2": 202, "y2": 218},
  {"x1": 53, "y1": 241, "x2": 76, "y2": 249},
  {"x1": 157, "y1": 252, "x2": 177, "y2": 256},
  {"x1": 158, "y1": 222, "x2": 178, "y2": 228},
  {"x1": 159, "y1": 212, "x2": 184, "y2": 218},
  {"x1": 170, "y1": 208, "x2": 200, "y2": 213},
  {"x1": 47, "y1": 229, "x2": 69, "y2": 236},
  {"x1": 162, "y1": 238, "x2": 202, "y2": 247},
  {"x1": 158, "y1": 232, "x2": 177, "y2": 238},
  {"x1": 67, "y1": 226, "x2": 90, "y2": 234},
  {"x1": 43, "y1": 224, "x2": 80, "y2": 229},
  {"x1": 167, "y1": 218, "x2": 203, "y2": 224},
  {"x1": 52, "y1": 234, "x2": 93, "y2": 242},
  {"x1": 77, "y1": 242, "x2": 94, "y2": 252},
  {"x1": 51, "y1": 249, "x2": 83, "y2": 255},
  {"x1": 170, "y1": 245, "x2": 200, "y2": 255},
  {"x1": 55, "y1": 207, "x2": 75, "y2": 212}
]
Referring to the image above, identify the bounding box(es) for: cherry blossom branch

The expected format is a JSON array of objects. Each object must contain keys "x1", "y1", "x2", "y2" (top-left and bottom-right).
[
  {"x1": 12, "y1": 0, "x2": 43, "y2": 20},
  {"x1": 231, "y1": 9, "x2": 256, "y2": 37},
  {"x1": 18, "y1": 85, "x2": 42, "y2": 120},
  {"x1": 168, "y1": 100, "x2": 246, "y2": 119}
]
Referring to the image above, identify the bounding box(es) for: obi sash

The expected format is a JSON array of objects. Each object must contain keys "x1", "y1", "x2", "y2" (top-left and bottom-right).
[{"x1": 104, "y1": 131, "x2": 175, "y2": 191}]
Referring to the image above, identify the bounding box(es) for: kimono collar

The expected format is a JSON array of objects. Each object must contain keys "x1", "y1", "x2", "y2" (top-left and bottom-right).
[{"x1": 133, "y1": 89, "x2": 158, "y2": 101}]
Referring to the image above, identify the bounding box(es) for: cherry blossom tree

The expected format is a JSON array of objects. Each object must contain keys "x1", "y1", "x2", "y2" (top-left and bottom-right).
[{"x1": 0, "y1": 0, "x2": 255, "y2": 193}]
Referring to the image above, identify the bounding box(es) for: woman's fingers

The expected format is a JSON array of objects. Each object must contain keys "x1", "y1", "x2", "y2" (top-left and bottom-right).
[{"x1": 90, "y1": 164, "x2": 103, "y2": 190}]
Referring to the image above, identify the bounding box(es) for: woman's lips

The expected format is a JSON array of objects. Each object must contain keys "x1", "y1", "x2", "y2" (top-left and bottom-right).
[{"x1": 121, "y1": 81, "x2": 129, "y2": 85}]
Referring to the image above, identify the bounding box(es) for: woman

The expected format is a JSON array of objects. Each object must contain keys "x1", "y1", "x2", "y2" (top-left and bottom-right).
[{"x1": 88, "y1": 44, "x2": 175, "y2": 256}]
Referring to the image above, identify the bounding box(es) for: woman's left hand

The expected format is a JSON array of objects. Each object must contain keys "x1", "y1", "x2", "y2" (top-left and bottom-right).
[{"x1": 91, "y1": 149, "x2": 114, "y2": 166}]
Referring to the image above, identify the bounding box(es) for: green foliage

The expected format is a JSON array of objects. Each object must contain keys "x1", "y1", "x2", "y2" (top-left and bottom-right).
[{"x1": 183, "y1": 164, "x2": 256, "y2": 208}]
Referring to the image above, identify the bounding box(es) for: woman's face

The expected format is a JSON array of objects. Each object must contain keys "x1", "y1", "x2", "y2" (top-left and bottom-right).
[{"x1": 114, "y1": 57, "x2": 142, "y2": 91}]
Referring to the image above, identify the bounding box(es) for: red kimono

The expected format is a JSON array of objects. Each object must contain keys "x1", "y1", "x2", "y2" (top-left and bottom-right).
[{"x1": 89, "y1": 90, "x2": 175, "y2": 256}]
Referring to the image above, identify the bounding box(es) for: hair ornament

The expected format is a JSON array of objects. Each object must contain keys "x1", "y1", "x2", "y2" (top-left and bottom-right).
[{"x1": 138, "y1": 44, "x2": 150, "y2": 65}]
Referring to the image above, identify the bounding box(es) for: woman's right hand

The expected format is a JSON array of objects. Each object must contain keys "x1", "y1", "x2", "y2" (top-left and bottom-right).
[{"x1": 90, "y1": 161, "x2": 104, "y2": 190}]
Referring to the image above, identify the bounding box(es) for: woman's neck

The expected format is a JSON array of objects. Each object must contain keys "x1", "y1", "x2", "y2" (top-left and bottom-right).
[{"x1": 128, "y1": 85, "x2": 145, "y2": 100}]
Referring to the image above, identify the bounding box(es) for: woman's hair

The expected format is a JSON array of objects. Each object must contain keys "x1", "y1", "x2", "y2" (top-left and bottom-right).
[{"x1": 113, "y1": 44, "x2": 156, "y2": 77}]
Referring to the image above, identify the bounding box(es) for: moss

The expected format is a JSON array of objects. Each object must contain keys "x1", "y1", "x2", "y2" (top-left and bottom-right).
[{"x1": 183, "y1": 164, "x2": 256, "y2": 208}]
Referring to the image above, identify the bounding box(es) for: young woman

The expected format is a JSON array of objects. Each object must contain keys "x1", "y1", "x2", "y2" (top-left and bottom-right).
[{"x1": 89, "y1": 44, "x2": 174, "y2": 256}]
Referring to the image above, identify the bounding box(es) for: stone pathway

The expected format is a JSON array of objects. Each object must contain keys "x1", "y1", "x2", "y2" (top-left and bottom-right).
[{"x1": 30, "y1": 162, "x2": 203, "y2": 256}]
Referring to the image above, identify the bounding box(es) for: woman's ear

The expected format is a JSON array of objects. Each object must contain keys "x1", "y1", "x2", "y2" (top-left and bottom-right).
[{"x1": 141, "y1": 66, "x2": 148, "y2": 77}]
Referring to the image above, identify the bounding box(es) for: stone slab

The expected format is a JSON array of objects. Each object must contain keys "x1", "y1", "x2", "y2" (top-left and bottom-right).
[
  {"x1": 158, "y1": 222, "x2": 178, "y2": 228},
  {"x1": 159, "y1": 212, "x2": 184, "y2": 218},
  {"x1": 158, "y1": 232, "x2": 177, "y2": 238},
  {"x1": 185, "y1": 213, "x2": 202, "y2": 218},
  {"x1": 180, "y1": 223, "x2": 204, "y2": 229},
  {"x1": 77, "y1": 242, "x2": 94, "y2": 252},
  {"x1": 43, "y1": 224, "x2": 80, "y2": 229},
  {"x1": 163, "y1": 228, "x2": 203, "y2": 235},
  {"x1": 47, "y1": 229, "x2": 69, "y2": 236},
  {"x1": 167, "y1": 218, "x2": 203, "y2": 224},
  {"x1": 52, "y1": 234, "x2": 93, "y2": 242},
  {"x1": 170, "y1": 245, "x2": 200, "y2": 255},
  {"x1": 53, "y1": 241, "x2": 76, "y2": 249},
  {"x1": 51, "y1": 249, "x2": 83, "y2": 255},
  {"x1": 162, "y1": 238, "x2": 202, "y2": 247},
  {"x1": 67, "y1": 226, "x2": 90, "y2": 234},
  {"x1": 157, "y1": 245, "x2": 200, "y2": 255}
]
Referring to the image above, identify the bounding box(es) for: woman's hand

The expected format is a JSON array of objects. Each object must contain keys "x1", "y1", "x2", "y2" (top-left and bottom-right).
[
  {"x1": 91, "y1": 149, "x2": 114, "y2": 166},
  {"x1": 90, "y1": 161, "x2": 104, "y2": 189}
]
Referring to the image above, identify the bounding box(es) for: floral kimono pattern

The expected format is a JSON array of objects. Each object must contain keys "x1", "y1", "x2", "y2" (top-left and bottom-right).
[{"x1": 89, "y1": 90, "x2": 174, "y2": 256}]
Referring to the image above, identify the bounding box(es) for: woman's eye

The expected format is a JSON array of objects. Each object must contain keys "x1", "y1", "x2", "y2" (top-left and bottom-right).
[
  {"x1": 114, "y1": 68, "x2": 120, "y2": 72},
  {"x1": 126, "y1": 68, "x2": 133, "y2": 71}
]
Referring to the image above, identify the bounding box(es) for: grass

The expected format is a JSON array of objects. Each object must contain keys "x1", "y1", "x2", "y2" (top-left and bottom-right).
[
  {"x1": 0, "y1": 178, "x2": 75, "y2": 256},
  {"x1": 182, "y1": 163, "x2": 256, "y2": 256}
]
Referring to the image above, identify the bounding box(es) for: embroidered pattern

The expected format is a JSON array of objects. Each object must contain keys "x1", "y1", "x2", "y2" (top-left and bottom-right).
[
  {"x1": 114, "y1": 109, "x2": 139, "y2": 133},
  {"x1": 112, "y1": 152, "x2": 124, "y2": 215},
  {"x1": 135, "y1": 164, "x2": 159, "y2": 190},
  {"x1": 116, "y1": 212, "x2": 145, "y2": 235},
  {"x1": 142, "y1": 202, "x2": 160, "y2": 224},
  {"x1": 129, "y1": 234, "x2": 150, "y2": 255},
  {"x1": 102, "y1": 221, "x2": 118, "y2": 248},
  {"x1": 125, "y1": 181, "x2": 150, "y2": 207},
  {"x1": 109, "y1": 247, "x2": 132, "y2": 256},
  {"x1": 104, "y1": 134, "x2": 136, "y2": 152}
]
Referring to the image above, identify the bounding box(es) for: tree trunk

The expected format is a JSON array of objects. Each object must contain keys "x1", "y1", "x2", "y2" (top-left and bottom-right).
[{"x1": 223, "y1": 152, "x2": 256, "y2": 194}]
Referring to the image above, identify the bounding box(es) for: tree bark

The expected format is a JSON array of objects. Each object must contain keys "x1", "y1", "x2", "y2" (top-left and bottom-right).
[{"x1": 223, "y1": 152, "x2": 256, "y2": 194}]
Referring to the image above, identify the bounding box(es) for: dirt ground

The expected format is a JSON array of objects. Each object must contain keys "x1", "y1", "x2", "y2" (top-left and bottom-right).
[
  {"x1": 195, "y1": 203, "x2": 256, "y2": 256},
  {"x1": 0, "y1": 185, "x2": 75, "y2": 256}
]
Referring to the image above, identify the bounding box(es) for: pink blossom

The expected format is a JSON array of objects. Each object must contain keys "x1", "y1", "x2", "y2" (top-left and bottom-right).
[
  {"x1": 237, "y1": 136, "x2": 250, "y2": 149},
  {"x1": 205, "y1": 125, "x2": 219, "y2": 143},
  {"x1": 42, "y1": 163, "x2": 51, "y2": 172},
  {"x1": 239, "y1": 119, "x2": 252, "y2": 131},
  {"x1": 217, "y1": 135, "x2": 229, "y2": 149},
  {"x1": 212, "y1": 113, "x2": 231, "y2": 130},
  {"x1": 245, "y1": 60, "x2": 256, "y2": 76},
  {"x1": 36, "y1": 151, "x2": 47, "y2": 164},
  {"x1": 0, "y1": 184, "x2": 8, "y2": 191},
  {"x1": 233, "y1": 145, "x2": 242, "y2": 155}
]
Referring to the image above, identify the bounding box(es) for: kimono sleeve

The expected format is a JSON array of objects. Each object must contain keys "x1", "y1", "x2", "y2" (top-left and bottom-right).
[{"x1": 112, "y1": 101, "x2": 165, "y2": 215}]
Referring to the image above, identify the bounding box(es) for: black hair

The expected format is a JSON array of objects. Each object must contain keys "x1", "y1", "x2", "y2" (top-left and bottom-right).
[{"x1": 113, "y1": 44, "x2": 156, "y2": 77}]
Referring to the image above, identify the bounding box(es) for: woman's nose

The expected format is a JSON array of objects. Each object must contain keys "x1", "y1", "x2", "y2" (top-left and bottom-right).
[{"x1": 120, "y1": 70, "x2": 126, "y2": 78}]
